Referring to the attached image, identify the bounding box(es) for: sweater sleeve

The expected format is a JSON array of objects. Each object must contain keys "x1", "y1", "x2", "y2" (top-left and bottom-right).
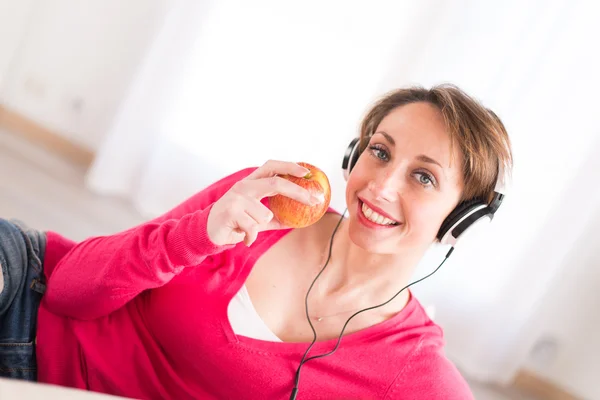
[{"x1": 44, "y1": 167, "x2": 258, "y2": 320}]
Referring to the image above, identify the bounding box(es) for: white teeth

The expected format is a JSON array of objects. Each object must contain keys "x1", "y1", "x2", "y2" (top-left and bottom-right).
[{"x1": 361, "y1": 202, "x2": 398, "y2": 226}]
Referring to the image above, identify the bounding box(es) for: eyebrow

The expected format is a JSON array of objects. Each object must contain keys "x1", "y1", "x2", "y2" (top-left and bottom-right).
[
  {"x1": 416, "y1": 154, "x2": 442, "y2": 169},
  {"x1": 373, "y1": 131, "x2": 443, "y2": 169},
  {"x1": 373, "y1": 131, "x2": 395, "y2": 146}
]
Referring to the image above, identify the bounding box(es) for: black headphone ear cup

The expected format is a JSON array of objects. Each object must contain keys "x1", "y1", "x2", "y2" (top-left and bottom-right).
[
  {"x1": 342, "y1": 137, "x2": 362, "y2": 181},
  {"x1": 349, "y1": 143, "x2": 361, "y2": 172},
  {"x1": 437, "y1": 198, "x2": 486, "y2": 242}
]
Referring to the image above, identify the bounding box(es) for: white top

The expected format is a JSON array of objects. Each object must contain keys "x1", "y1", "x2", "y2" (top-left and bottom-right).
[
  {"x1": 227, "y1": 286, "x2": 437, "y2": 342},
  {"x1": 227, "y1": 284, "x2": 283, "y2": 342}
]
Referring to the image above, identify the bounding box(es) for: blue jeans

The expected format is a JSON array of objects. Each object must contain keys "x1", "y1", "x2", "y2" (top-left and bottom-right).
[{"x1": 0, "y1": 218, "x2": 46, "y2": 381}]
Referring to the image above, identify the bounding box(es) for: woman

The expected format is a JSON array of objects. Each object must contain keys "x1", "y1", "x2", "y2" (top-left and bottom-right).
[{"x1": 0, "y1": 84, "x2": 512, "y2": 399}]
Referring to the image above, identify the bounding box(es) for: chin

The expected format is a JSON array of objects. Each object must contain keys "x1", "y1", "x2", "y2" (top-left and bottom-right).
[{"x1": 346, "y1": 217, "x2": 400, "y2": 255}]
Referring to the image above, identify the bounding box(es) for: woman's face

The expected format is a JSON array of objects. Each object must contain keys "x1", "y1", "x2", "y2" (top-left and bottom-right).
[{"x1": 345, "y1": 102, "x2": 465, "y2": 255}]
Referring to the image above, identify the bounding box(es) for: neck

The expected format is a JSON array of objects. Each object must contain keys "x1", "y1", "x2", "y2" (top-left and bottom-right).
[{"x1": 313, "y1": 216, "x2": 423, "y2": 304}]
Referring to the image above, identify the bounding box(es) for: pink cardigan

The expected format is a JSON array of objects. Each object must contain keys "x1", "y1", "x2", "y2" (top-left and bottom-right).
[{"x1": 36, "y1": 167, "x2": 473, "y2": 399}]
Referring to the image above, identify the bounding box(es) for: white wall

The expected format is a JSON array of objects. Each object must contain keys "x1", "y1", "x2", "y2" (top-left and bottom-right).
[
  {"x1": 0, "y1": 0, "x2": 172, "y2": 151},
  {"x1": 0, "y1": 0, "x2": 36, "y2": 94},
  {"x1": 519, "y1": 196, "x2": 600, "y2": 400}
]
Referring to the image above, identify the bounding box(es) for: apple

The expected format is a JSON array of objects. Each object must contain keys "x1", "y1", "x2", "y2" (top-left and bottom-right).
[{"x1": 269, "y1": 162, "x2": 331, "y2": 228}]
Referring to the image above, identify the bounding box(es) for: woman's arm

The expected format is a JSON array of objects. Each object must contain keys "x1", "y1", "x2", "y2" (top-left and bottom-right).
[{"x1": 44, "y1": 167, "x2": 257, "y2": 320}]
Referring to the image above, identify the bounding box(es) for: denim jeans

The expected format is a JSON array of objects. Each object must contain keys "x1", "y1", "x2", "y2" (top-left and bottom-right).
[{"x1": 0, "y1": 218, "x2": 46, "y2": 381}]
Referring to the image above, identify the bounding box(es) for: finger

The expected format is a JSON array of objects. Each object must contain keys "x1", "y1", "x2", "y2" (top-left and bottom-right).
[
  {"x1": 235, "y1": 211, "x2": 261, "y2": 246},
  {"x1": 265, "y1": 217, "x2": 288, "y2": 230},
  {"x1": 245, "y1": 177, "x2": 321, "y2": 206},
  {"x1": 242, "y1": 196, "x2": 274, "y2": 225},
  {"x1": 229, "y1": 229, "x2": 247, "y2": 245},
  {"x1": 247, "y1": 160, "x2": 310, "y2": 180},
  {"x1": 240, "y1": 196, "x2": 289, "y2": 231}
]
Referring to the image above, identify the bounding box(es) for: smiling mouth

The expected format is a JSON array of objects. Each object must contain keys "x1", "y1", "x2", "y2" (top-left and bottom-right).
[{"x1": 359, "y1": 201, "x2": 400, "y2": 226}]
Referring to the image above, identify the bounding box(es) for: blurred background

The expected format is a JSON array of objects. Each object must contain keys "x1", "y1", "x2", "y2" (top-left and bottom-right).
[{"x1": 1, "y1": 1, "x2": 599, "y2": 399}]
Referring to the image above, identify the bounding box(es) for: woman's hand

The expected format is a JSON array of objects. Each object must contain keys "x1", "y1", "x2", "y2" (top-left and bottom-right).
[{"x1": 207, "y1": 160, "x2": 324, "y2": 246}]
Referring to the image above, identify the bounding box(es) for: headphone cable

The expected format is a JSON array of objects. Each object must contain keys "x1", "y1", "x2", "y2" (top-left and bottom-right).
[{"x1": 290, "y1": 210, "x2": 455, "y2": 399}]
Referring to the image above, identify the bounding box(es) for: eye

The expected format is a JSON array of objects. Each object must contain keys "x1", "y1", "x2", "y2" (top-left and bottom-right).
[
  {"x1": 368, "y1": 144, "x2": 390, "y2": 162},
  {"x1": 414, "y1": 171, "x2": 437, "y2": 188}
]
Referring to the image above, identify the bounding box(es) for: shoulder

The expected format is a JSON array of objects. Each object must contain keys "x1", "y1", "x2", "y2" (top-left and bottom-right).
[
  {"x1": 380, "y1": 297, "x2": 474, "y2": 399},
  {"x1": 384, "y1": 334, "x2": 474, "y2": 400}
]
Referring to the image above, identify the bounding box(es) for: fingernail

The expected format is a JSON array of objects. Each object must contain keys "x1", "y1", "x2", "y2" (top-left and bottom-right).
[
  {"x1": 310, "y1": 193, "x2": 325, "y2": 205},
  {"x1": 296, "y1": 163, "x2": 309, "y2": 173}
]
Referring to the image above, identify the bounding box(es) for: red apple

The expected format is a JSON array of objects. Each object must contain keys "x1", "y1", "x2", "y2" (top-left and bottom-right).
[{"x1": 269, "y1": 162, "x2": 331, "y2": 228}]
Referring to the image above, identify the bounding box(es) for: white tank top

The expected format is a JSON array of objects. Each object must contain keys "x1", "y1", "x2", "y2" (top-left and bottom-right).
[
  {"x1": 227, "y1": 285, "x2": 437, "y2": 344},
  {"x1": 227, "y1": 284, "x2": 282, "y2": 342}
]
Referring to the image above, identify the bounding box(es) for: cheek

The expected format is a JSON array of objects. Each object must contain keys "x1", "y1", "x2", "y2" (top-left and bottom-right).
[
  {"x1": 406, "y1": 198, "x2": 451, "y2": 236},
  {"x1": 345, "y1": 163, "x2": 369, "y2": 198}
]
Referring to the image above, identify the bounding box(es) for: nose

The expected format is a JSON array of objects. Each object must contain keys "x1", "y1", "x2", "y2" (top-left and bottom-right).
[{"x1": 368, "y1": 169, "x2": 401, "y2": 203}]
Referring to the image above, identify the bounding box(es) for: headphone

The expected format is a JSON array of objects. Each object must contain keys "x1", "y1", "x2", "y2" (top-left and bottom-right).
[{"x1": 342, "y1": 136, "x2": 506, "y2": 247}]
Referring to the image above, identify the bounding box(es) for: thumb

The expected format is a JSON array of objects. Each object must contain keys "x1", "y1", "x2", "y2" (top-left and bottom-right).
[{"x1": 265, "y1": 218, "x2": 290, "y2": 231}]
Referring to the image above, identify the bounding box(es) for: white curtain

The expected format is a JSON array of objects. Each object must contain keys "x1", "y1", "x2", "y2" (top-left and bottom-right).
[
  {"x1": 86, "y1": 0, "x2": 434, "y2": 217},
  {"x1": 86, "y1": 0, "x2": 600, "y2": 386}
]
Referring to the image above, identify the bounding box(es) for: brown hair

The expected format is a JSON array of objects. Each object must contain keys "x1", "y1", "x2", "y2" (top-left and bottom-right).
[{"x1": 359, "y1": 83, "x2": 513, "y2": 203}]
